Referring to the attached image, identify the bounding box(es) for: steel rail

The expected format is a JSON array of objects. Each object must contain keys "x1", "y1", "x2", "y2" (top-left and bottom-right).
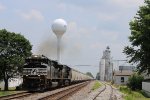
[
  {"x1": 93, "y1": 82, "x2": 113, "y2": 100},
  {"x1": 38, "y1": 81, "x2": 90, "y2": 100},
  {"x1": 93, "y1": 82, "x2": 106, "y2": 100},
  {"x1": 109, "y1": 84, "x2": 113, "y2": 100},
  {"x1": 0, "y1": 92, "x2": 33, "y2": 100}
]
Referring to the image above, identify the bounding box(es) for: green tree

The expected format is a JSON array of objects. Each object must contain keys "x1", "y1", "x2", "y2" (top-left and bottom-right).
[
  {"x1": 123, "y1": 0, "x2": 150, "y2": 74},
  {"x1": 86, "y1": 72, "x2": 94, "y2": 78},
  {"x1": 127, "y1": 74, "x2": 144, "y2": 90},
  {"x1": 0, "y1": 29, "x2": 32, "y2": 90},
  {"x1": 96, "y1": 72, "x2": 100, "y2": 80}
]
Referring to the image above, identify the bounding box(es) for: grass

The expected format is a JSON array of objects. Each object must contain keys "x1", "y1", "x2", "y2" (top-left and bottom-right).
[
  {"x1": 112, "y1": 84, "x2": 120, "y2": 88},
  {"x1": 119, "y1": 86, "x2": 150, "y2": 100},
  {"x1": 0, "y1": 91, "x2": 19, "y2": 97},
  {"x1": 0, "y1": 87, "x2": 16, "y2": 91},
  {"x1": 92, "y1": 80, "x2": 102, "y2": 91},
  {"x1": 0, "y1": 87, "x2": 18, "y2": 97},
  {"x1": 8, "y1": 87, "x2": 16, "y2": 90}
]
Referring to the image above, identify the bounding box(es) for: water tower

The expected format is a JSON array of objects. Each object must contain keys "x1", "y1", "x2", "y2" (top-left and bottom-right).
[{"x1": 51, "y1": 19, "x2": 67, "y2": 62}]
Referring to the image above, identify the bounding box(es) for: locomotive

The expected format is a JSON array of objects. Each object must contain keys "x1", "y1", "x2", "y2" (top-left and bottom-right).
[{"x1": 22, "y1": 55, "x2": 92, "y2": 91}]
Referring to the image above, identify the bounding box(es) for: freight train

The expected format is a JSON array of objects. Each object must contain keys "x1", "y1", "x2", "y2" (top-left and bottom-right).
[{"x1": 22, "y1": 55, "x2": 93, "y2": 91}]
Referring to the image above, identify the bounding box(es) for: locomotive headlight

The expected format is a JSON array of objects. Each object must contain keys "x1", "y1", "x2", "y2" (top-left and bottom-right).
[{"x1": 38, "y1": 75, "x2": 40, "y2": 76}]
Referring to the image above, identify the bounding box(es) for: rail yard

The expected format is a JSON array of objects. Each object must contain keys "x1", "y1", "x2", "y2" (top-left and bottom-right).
[{"x1": 0, "y1": 81, "x2": 124, "y2": 100}]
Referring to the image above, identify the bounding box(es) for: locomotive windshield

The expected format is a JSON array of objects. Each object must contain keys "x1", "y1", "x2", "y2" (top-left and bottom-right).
[
  {"x1": 23, "y1": 64, "x2": 47, "y2": 68},
  {"x1": 25, "y1": 58, "x2": 48, "y2": 64}
]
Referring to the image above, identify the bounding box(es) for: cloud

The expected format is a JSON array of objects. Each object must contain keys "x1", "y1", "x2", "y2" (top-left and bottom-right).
[
  {"x1": 97, "y1": 12, "x2": 117, "y2": 21},
  {"x1": 0, "y1": 3, "x2": 6, "y2": 12},
  {"x1": 57, "y1": 3, "x2": 67, "y2": 11},
  {"x1": 109, "y1": 0, "x2": 144, "y2": 8},
  {"x1": 63, "y1": 43, "x2": 82, "y2": 56},
  {"x1": 21, "y1": 9, "x2": 44, "y2": 21},
  {"x1": 67, "y1": 21, "x2": 94, "y2": 38},
  {"x1": 90, "y1": 42, "x2": 105, "y2": 50},
  {"x1": 66, "y1": 21, "x2": 82, "y2": 39},
  {"x1": 67, "y1": 21, "x2": 77, "y2": 32},
  {"x1": 100, "y1": 30, "x2": 119, "y2": 41}
]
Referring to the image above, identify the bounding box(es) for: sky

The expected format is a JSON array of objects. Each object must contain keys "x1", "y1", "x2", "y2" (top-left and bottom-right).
[{"x1": 0, "y1": 0, "x2": 145, "y2": 77}]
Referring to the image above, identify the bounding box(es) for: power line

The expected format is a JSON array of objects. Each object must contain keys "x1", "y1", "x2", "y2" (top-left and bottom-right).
[{"x1": 75, "y1": 65, "x2": 92, "y2": 66}]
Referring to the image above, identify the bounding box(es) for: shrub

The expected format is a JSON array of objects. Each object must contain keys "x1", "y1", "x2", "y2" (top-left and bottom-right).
[{"x1": 127, "y1": 74, "x2": 144, "y2": 90}]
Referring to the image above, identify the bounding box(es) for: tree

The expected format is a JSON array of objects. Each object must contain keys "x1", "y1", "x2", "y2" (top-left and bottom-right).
[
  {"x1": 123, "y1": 0, "x2": 150, "y2": 74},
  {"x1": 96, "y1": 72, "x2": 100, "y2": 80},
  {"x1": 127, "y1": 74, "x2": 144, "y2": 90},
  {"x1": 86, "y1": 72, "x2": 94, "y2": 78},
  {"x1": 0, "y1": 29, "x2": 32, "y2": 90}
]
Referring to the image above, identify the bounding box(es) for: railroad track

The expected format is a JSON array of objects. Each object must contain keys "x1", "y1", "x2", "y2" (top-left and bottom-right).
[
  {"x1": 38, "y1": 81, "x2": 90, "y2": 100},
  {"x1": 109, "y1": 83, "x2": 113, "y2": 100},
  {"x1": 93, "y1": 82, "x2": 113, "y2": 100},
  {"x1": 109, "y1": 84, "x2": 113, "y2": 100},
  {"x1": 0, "y1": 81, "x2": 91, "y2": 100},
  {"x1": 0, "y1": 91, "x2": 33, "y2": 100}
]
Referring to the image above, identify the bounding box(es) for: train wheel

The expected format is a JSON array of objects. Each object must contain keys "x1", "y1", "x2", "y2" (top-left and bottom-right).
[
  {"x1": 64, "y1": 80, "x2": 70, "y2": 86},
  {"x1": 48, "y1": 81, "x2": 52, "y2": 89},
  {"x1": 58, "y1": 80, "x2": 63, "y2": 87},
  {"x1": 39, "y1": 85, "x2": 45, "y2": 92},
  {"x1": 47, "y1": 80, "x2": 51, "y2": 88}
]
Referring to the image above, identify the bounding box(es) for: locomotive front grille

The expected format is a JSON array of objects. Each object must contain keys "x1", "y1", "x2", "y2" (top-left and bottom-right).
[{"x1": 23, "y1": 68, "x2": 47, "y2": 75}]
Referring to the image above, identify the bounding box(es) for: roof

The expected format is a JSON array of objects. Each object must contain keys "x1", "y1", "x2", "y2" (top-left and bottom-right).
[{"x1": 114, "y1": 70, "x2": 133, "y2": 76}]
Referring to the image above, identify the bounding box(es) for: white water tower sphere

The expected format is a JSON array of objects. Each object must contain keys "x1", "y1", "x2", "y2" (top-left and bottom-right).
[{"x1": 52, "y1": 19, "x2": 67, "y2": 38}]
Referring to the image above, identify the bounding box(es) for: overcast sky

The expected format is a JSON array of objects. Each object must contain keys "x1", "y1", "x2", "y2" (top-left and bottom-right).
[{"x1": 0, "y1": 0, "x2": 144, "y2": 77}]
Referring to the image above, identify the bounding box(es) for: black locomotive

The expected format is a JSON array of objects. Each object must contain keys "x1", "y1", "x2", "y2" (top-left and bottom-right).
[{"x1": 22, "y1": 55, "x2": 92, "y2": 91}]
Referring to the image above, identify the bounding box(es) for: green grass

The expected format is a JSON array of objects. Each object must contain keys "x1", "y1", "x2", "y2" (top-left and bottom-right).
[
  {"x1": 119, "y1": 86, "x2": 150, "y2": 100},
  {"x1": 8, "y1": 87, "x2": 16, "y2": 90},
  {"x1": 92, "y1": 80, "x2": 102, "y2": 91},
  {"x1": 0, "y1": 91, "x2": 18, "y2": 97},
  {"x1": 112, "y1": 84, "x2": 120, "y2": 88},
  {"x1": 0, "y1": 87, "x2": 16, "y2": 91},
  {"x1": 0, "y1": 87, "x2": 18, "y2": 97}
]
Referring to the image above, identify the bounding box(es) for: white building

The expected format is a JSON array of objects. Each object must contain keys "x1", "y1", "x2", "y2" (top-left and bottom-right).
[
  {"x1": 142, "y1": 72, "x2": 150, "y2": 97},
  {"x1": 114, "y1": 70, "x2": 133, "y2": 85},
  {"x1": 113, "y1": 65, "x2": 134, "y2": 85},
  {"x1": 0, "y1": 78, "x2": 22, "y2": 90},
  {"x1": 99, "y1": 46, "x2": 113, "y2": 81}
]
